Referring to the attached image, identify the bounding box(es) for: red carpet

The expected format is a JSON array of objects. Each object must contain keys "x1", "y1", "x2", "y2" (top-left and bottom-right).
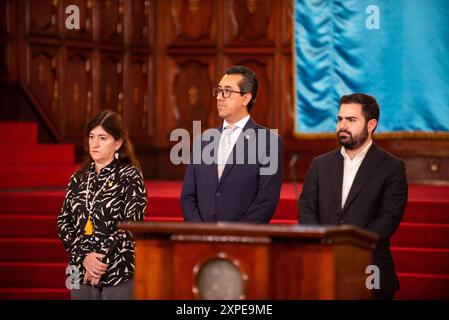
[{"x1": 0, "y1": 121, "x2": 448, "y2": 299}]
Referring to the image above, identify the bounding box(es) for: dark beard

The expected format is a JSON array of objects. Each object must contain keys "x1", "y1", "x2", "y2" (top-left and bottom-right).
[{"x1": 337, "y1": 126, "x2": 369, "y2": 150}]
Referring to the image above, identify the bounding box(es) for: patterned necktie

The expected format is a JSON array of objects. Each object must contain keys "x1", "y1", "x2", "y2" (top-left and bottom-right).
[{"x1": 217, "y1": 125, "x2": 236, "y2": 179}]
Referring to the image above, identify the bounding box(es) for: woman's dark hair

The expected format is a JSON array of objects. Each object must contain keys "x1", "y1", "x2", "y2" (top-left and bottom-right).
[{"x1": 76, "y1": 110, "x2": 141, "y2": 176}]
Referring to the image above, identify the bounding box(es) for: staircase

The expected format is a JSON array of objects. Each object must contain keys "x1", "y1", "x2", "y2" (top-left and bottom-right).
[
  {"x1": 0, "y1": 122, "x2": 448, "y2": 299},
  {"x1": 0, "y1": 122, "x2": 76, "y2": 299}
]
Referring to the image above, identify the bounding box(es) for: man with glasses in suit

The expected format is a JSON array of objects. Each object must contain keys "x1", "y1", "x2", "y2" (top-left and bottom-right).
[{"x1": 180, "y1": 65, "x2": 283, "y2": 223}]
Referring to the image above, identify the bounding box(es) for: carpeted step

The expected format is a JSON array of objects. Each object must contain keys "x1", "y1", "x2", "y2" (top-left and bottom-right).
[
  {"x1": 392, "y1": 246, "x2": 449, "y2": 275},
  {"x1": 0, "y1": 238, "x2": 66, "y2": 262},
  {"x1": 403, "y1": 200, "x2": 449, "y2": 224},
  {"x1": 0, "y1": 164, "x2": 78, "y2": 189},
  {"x1": 408, "y1": 184, "x2": 449, "y2": 201},
  {"x1": 396, "y1": 272, "x2": 449, "y2": 300},
  {"x1": 0, "y1": 262, "x2": 67, "y2": 288},
  {"x1": 146, "y1": 216, "x2": 182, "y2": 222},
  {"x1": 0, "y1": 215, "x2": 57, "y2": 238},
  {"x1": 148, "y1": 195, "x2": 182, "y2": 218},
  {"x1": 272, "y1": 200, "x2": 449, "y2": 224},
  {"x1": 0, "y1": 288, "x2": 70, "y2": 300},
  {"x1": 1, "y1": 183, "x2": 448, "y2": 221},
  {"x1": 0, "y1": 191, "x2": 65, "y2": 215},
  {"x1": 392, "y1": 223, "x2": 449, "y2": 248},
  {"x1": 0, "y1": 122, "x2": 37, "y2": 144},
  {"x1": 0, "y1": 144, "x2": 75, "y2": 166}
]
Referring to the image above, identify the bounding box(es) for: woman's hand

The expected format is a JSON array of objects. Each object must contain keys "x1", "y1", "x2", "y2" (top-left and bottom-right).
[
  {"x1": 82, "y1": 252, "x2": 108, "y2": 283},
  {"x1": 83, "y1": 272, "x2": 101, "y2": 286}
]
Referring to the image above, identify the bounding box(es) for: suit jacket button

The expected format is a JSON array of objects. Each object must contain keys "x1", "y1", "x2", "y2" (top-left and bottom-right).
[
  {"x1": 339, "y1": 219, "x2": 346, "y2": 224},
  {"x1": 216, "y1": 192, "x2": 220, "y2": 196}
]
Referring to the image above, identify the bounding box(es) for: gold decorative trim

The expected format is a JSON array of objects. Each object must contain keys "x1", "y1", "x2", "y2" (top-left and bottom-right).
[
  {"x1": 171, "y1": 234, "x2": 271, "y2": 244},
  {"x1": 247, "y1": 0, "x2": 257, "y2": 14},
  {"x1": 188, "y1": 85, "x2": 199, "y2": 106},
  {"x1": 189, "y1": 0, "x2": 200, "y2": 14}
]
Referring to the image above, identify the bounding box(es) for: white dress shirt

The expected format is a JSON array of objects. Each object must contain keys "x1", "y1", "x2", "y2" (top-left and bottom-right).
[
  {"x1": 340, "y1": 140, "x2": 372, "y2": 208},
  {"x1": 217, "y1": 115, "x2": 250, "y2": 166}
]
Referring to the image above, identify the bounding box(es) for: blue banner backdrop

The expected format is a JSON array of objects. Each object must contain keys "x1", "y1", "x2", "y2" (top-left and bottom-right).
[{"x1": 294, "y1": 0, "x2": 449, "y2": 136}]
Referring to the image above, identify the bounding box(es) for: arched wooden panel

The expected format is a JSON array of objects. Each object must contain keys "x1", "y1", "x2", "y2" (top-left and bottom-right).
[
  {"x1": 129, "y1": 0, "x2": 152, "y2": 46},
  {"x1": 64, "y1": 50, "x2": 93, "y2": 138},
  {"x1": 28, "y1": 46, "x2": 59, "y2": 123},
  {"x1": 28, "y1": 0, "x2": 59, "y2": 37},
  {"x1": 99, "y1": 0, "x2": 124, "y2": 43},
  {"x1": 168, "y1": 0, "x2": 216, "y2": 45},
  {"x1": 127, "y1": 54, "x2": 153, "y2": 138},
  {"x1": 99, "y1": 52, "x2": 123, "y2": 113},
  {"x1": 171, "y1": 58, "x2": 214, "y2": 131},
  {"x1": 225, "y1": 0, "x2": 274, "y2": 45}
]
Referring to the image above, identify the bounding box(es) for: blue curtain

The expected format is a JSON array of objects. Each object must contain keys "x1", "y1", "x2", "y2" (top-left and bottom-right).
[{"x1": 294, "y1": 0, "x2": 449, "y2": 134}]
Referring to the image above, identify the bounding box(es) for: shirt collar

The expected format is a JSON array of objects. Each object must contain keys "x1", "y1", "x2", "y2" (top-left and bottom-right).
[
  {"x1": 223, "y1": 115, "x2": 250, "y2": 130},
  {"x1": 89, "y1": 158, "x2": 118, "y2": 175},
  {"x1": 340, "y1": 140, "x2": 373, "y2": 160}
]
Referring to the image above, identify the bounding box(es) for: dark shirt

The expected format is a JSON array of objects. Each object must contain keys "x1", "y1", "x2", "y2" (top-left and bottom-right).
[{"x1": 57, "y1": 160, "x2": 147, "y2": 287}]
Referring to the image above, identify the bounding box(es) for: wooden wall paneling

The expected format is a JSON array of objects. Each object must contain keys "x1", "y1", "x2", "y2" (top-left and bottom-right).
[
  {"x1": 0, "y1": 1, "x2": 7, "y2": 34},
  {"x1": 126, "y1": 54, "x2": 154, "y2": 141},
  {"x1": 282, "y1": 0, "x2": 293, "y2": 48},
  {"x1": 99, "y1": 51, "x2": 123, "y2": 113},
  {"x1": 5, "y1": 0, "x2": 446, "y2": 182},
  {"x1": 223, "y1": 55, "x2": 274, "y2": 128},
  {"x1": 63, "y1": 48, "x2": 93, "y2": 139},
  {"x1": 27, "y1": 45, "x2": 60, "y2": 125},
  {"x1": 128, "y1": 0, "x2": 153, "y2": 47},
  {"x1": 167, "y1": 0, "x2": 216, "y2": 46},
  {"x1": 1, "y1": 0, "x2": 18, "y2": 83},
  {"x1": 152, "y1": 0, "x2": 168, "y2": 148},
  {"x1": 0, "y1": 40, "x2": 8, "y2": 82},
  {"x1": 98, "y1": 0, "x2": 125, "y2": 44},
  {"x1": 168, "y1": 56, "x2": 216, "y2": 135},
  {"x1": 279, "y1": 0, "x2": 293, "y2": 138},
  {"x1": 0, "y1": 1, "x2": 7, "y2": 80},
  {"x1": 27, "y1": 0, "x2": 59, "y2": 37},
  {"x1": 62, "y1": 0, "x2": 93, "y2": 40},
  {"x1": 281, "y1": 54, "x2": 294, "y2": 137},
  {"x1": 402, "y1": 156, "x2": 449, "y2": 183},
  {"x1": 224, "y1": 0, "x2": 275, "y2": 46}
]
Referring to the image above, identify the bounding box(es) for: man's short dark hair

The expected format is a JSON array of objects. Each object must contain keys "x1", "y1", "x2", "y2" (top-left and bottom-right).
[
  {"x1": 225, "y1": 65, "x2": 258, "y2": 113},
  {"x1": 340, "y1": 93, "x2": 380, "y2": 132}
]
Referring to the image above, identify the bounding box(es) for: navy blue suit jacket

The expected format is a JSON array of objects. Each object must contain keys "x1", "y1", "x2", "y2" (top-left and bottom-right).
[{"x1": 180, "y1": 118, "x2": 283, "y2": 223}]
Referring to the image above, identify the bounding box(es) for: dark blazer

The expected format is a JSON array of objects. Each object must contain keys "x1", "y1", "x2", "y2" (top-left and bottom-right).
[
  {"x1": 181, "y1": 118, "x2": 283, "y2": 223},
  {"x1": 298, "y1": 143, "x2": 408, "y2": 293}
]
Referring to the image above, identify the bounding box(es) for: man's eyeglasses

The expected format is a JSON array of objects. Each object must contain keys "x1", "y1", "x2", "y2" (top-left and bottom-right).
[{"x1": 212, "y1": 87, "x2": 248, "y2": 98}]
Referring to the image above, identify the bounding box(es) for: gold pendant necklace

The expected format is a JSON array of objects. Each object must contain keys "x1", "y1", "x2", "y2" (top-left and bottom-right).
[{"x1": 84, "y1": 170, "x2": 115, "y2": 235}]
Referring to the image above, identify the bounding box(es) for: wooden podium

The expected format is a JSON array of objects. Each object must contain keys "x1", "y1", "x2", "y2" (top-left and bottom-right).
[{"x1": 120, "y1": 222, "x2": 378, "y2": 300}]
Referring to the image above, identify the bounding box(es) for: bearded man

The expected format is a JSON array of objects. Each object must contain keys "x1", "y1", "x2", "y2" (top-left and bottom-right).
[{"x1": 298, "y1": 93, "x2": 408, "y2": 300}]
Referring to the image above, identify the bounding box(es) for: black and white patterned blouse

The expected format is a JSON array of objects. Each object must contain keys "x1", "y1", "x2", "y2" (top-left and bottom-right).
[{"x1": 57, "y1": 159, "x2": 147, "y2": 287}]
